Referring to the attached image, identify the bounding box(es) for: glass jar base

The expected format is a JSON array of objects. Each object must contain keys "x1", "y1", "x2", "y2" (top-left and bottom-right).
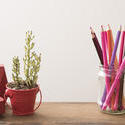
[{"x1": 100, "y1": 108, "x2": 125, "y2": 115}]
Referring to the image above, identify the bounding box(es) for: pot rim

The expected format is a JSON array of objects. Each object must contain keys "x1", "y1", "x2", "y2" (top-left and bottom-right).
[{"x1": 6, "y1": 83, "x2": 39, "y2": 92}]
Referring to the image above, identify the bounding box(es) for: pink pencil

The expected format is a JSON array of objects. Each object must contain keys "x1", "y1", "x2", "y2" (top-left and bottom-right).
[
  {"x1": 101, "y1": 26, "x2": 110, "y2": 93},
  {"x1": 102, "y1": 57, "x2": 125, "y2": 110},
  {"x1": 119, "y1": 31, "x2": 125, "y2": 65},
  {"x1": 105, "y1": 31, "x2": 108, "y2": 53},
  {"x1": 117, "y1": 30, "x2": 125, "y2": 110}
]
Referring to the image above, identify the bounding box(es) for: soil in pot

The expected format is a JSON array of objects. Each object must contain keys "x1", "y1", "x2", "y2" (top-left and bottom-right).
[{"x1": 7, "y1": 82, "x2": 38, "y2": 90}]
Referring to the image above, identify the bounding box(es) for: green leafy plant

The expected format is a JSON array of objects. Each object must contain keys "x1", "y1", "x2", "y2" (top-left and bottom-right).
[
  {"x1": 12, "y1": 56, "x2": 21, "y2": 85},
  {"x1": 23, "y1": 31, "x2": 41, "y2": 87},
  {"x1": 11, "y1": 31, "x2": 41, "y2": 89}
]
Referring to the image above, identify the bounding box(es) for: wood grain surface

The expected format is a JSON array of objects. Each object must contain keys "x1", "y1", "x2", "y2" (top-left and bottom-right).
[{"x1": 0, "y1": 103, "x2": 125, "y2": 125}]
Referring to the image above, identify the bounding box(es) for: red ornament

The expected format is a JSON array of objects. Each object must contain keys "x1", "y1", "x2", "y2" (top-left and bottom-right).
[{"x1": 0, "y1": 65, "x2": 7, "y2": 114}]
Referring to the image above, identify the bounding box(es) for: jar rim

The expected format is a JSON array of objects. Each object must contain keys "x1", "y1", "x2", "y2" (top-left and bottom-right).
[
  {"x1": 99, "y1": 65, "x2": 117, "y2": 71},
  {"x1": 98, "y1": 65, "x2": 117, "y2": 77}
]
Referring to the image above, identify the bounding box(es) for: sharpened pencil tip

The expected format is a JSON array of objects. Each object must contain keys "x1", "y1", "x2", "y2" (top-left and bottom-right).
[
  {"x1": 90, "y1": 27, "x2": 95, "y2": 38},
  {"x1": 120, "y1": 25, "x2": 122, "y2": 31},
  {"x1": 90, "y1": 27, "x2": 94, "y2": 34},
  {"x1": 101, "y1": 25, "x2": 104, "y2": 31},
  {"x1": 108, "y1": 24, "x2": 111, "y2": 30},
  {"x1": 123, "y1": 26, "x2": 125, "y2": 31},
  {"x1": 90, "y1": 27, "x2": 92, "y2": 31}
]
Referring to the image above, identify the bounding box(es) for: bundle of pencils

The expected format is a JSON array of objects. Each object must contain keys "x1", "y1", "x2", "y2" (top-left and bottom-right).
[{"x1": 90, "y1": 25, "x2": 125, "y2": 112}]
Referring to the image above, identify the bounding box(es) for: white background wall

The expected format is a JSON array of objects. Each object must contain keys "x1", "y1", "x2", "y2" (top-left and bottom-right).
[{"x1": 0, "y1": 0, "x2": 124, "y2": 102}]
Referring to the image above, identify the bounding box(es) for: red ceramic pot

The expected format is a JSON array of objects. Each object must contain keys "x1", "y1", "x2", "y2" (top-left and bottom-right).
[{"x1": 5, "y1": 85, "x2": 42, "y2": 115}]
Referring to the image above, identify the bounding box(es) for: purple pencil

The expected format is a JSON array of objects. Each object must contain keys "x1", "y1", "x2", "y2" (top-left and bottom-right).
[{"x1": 109, "y1": 26, "x2": 122, "y2": 68}]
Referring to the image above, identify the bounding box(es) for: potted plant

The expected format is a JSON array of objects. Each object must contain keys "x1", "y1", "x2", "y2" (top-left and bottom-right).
[{"x1": 5, "y1": 31, "x2": 42, "y2": 115}]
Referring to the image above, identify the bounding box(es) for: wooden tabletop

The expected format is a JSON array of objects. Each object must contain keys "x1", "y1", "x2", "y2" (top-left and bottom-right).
[{"x1": 1, "y1": 102, "x2": 125, "y2": 125}]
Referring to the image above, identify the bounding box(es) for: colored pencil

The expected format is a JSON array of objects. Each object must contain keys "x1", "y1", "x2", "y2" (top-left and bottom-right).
[
  {"x1": 107, "y1": 25, "x2": 118, "y2": 68},
  {"x1": 90, "y1": 27, "x2": 103, "y2": 65},
  {"x1": 116, "y1": 30, "x2": 125, "y2": 110},
  {"x1": 119, "y1": 31, "x2": 125, "y2": 65},
  {"x1": 107, "y1": 25, "x2": 117, "y2": 110},
  {"x1": 109, "y1": 26, "x2": 121, "y2": 68},
  {"x1": 101, "y1": 26, "x2": 110, "y2": 93},
  {"x1": 109, "y1": 26, "x2": 122, "y2": 110},
  {"x1": 118, "y1": 33, "x2": 125, "y2": 110}
]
